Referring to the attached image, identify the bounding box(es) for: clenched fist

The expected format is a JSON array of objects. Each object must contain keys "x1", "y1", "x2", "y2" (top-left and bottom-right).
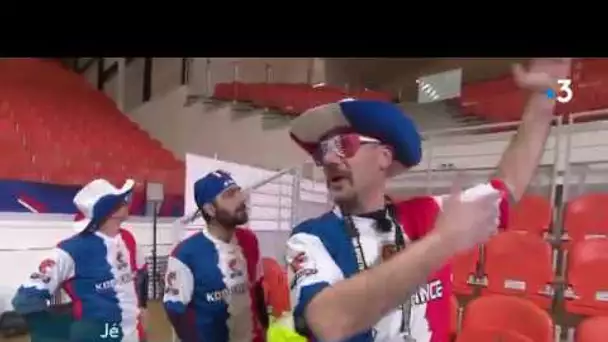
[{"x1": 434, "y1": 180, "x2": 502, "y2": 254}]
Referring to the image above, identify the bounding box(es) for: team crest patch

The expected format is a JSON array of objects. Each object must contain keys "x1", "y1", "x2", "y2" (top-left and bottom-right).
[
  {"x1": 30, "y1": 258, "x2": 56, "y2": 283},
  {"x1": 289, "y1": 252, "x2": 308, "y2": 273},
  {"x1": 164, "y1": 271, "x2": 179, "y2": 296},
  {"x1": 228, "y1": 258, "x2": 244, "y2": 278},
  {"x1": 289, "y1": 252, "x2": 318, "y2": 289},
  {"x1": 116, "y1": 251, "x2": 129, "y2": 270}
]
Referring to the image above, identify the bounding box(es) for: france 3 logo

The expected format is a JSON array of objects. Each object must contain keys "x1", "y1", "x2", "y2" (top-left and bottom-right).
[{"x1": 546, "y1": 79, "x2": 574, "y2": 104}]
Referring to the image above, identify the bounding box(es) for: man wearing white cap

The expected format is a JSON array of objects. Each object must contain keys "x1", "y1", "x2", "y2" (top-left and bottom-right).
[
  {"x1": 285, "y1": 59, "x2": 571, "y2": 342},
  {"x1": 163, "y1": 170, "x2": 268, "y2": 342},
  {"x1": 12, "y1": 178, "x2": 149, "y2": 342}
]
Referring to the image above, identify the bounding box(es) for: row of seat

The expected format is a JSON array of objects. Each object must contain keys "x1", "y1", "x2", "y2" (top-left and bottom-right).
[
  {"x1": 0, "y1": 58, "x2": 185, "y2": 195},
  {"x1": 455, "y1": 294, "x2": 607, "y2": 342},
  {"x1": 212, "y1": 82, "x2": 394, "y2": 116},
  {"x1": 507, "y1": 193, "x2": 608, "y2": 245},
  {"x1": 453, "y1": 230, "x2": 608, "y2": 316},
  {"x1": 499, "y1": 193, "x2": 607, "y2": 315},
  {"x1": 260, "y1": 257, "x2": 606, "y2": 341},
  {"x1": 459, "y1": 59, "x2": 608, "y2": 122}
]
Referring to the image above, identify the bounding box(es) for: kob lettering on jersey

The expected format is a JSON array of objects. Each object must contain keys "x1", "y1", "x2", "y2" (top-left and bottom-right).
[
  {"x1": 95, "y1": 272, "x2": 135, "y2": 292},
  {"x1": 205, "y1": 282, "x2": 248, "y2": 302}
]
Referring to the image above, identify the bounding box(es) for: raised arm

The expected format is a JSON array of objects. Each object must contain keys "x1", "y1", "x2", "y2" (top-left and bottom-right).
[
  {"x1": 294, "y1": 184, "x2": 502, "y2": 342},
  {"x1": 494, "y1": 59, "x2": 572, "y2": 202}
]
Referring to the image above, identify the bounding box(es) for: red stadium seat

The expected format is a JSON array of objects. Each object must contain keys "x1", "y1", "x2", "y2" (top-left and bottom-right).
[
  {"x1": 293, "y1": 85, "x2": 321, "y2": 115},
  {"x1": 277, "y1": 85, "x2": 304, "y2": 116},
  {"x1": 233, "y1": 82, "x2": 251, "y2": 102},
  {"x1": 310, "y1": 86, "x2": 348, "y2": 107},
  {"x1": 0, "y1": 58, "x2": 184, "y2": 194},
  {"x1": 456, "y1": 328, "x2": 534, "y2": 342},
  {"x1": 563, "y1": 193, "x2": 608, "y2": 248},
  {"x1": 265, "y1": 84, "x2": 292, "y2": 110},
  {"x1": 565, "y1": 239, "x2": 608, "y2": 316},
  {"x1": 213, "y1": 82, "x2": 236, "y2": 101},
  {"x1": 451, "y1": 247, "x2": 479, "y2": 295},
  {"x1": 350, "y1": 88, "x2": 393, "y2": 102},
  {"x1": 460, "y1": 295, "x2": 554, "y2": 342},
  {"x1": 507, "y1": 194, "x2": 552, "y2": 236},
  {"x1": 575, "y1": 316, "x2": 608, "y2": 342},
  {"x1": 482, "y1": 231, "x2": 554, "y2": 308}
]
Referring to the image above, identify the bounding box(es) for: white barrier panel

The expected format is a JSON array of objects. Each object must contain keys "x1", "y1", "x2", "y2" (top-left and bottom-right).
[
  {"x1": 0, "y1": 213, "x2": 175, "y2": 313},
  {"x1": 415, "y1": 120, "x2": 608, "y2": 172}
]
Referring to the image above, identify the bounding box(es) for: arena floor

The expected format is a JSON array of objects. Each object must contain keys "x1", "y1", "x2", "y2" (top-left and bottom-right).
[{"x1": 4, "y1": 301, "x2": 174, "y2": 342}]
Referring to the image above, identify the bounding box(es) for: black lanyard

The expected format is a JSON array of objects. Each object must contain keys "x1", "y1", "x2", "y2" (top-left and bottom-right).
[{"x1": 343, "y1": 206, "x2": 413, "y2": 337}]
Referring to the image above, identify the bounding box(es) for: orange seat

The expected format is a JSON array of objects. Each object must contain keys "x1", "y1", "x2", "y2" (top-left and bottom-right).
[
  {"x1": 456, "y1": 327, "x2": 534, "y2": 342},
  {"x1": 482, "y1": 231, "x2": 554, "y2": 308},
  {"x1": 563, "y1": 193, "x2": 608, "y2": 248},
  {"x1": 565, "y1": 239, "x2": 608, "y2": 315},
  {"x1": 508, "y1": 194, "x2": 552, "y2": 236},
  {"x1": 575, "y1": 316, "x2": 608, "y2": 342},
  {"x1": 460, "y1": 295, "x2": 553, "y2": 342},
  {"x1": 451, "y1": 247, "x2": 479, "y2": 295}
]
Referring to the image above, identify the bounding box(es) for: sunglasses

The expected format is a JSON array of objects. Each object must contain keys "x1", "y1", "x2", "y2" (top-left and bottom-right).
[{"x1": 313, "y1": 133, "x2": 381, "y2": 166}]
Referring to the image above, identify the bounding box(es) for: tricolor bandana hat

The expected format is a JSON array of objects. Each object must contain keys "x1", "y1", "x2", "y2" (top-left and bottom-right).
[
  {"x1": 194, "y1": 170, "x2": 238, "y2": 208},
  {"x1": 73, "y1": 178, "x2": 135, "y2": 233},
  {"x1": 289, "y1": 99, "x2": 423, "y2": 176}
]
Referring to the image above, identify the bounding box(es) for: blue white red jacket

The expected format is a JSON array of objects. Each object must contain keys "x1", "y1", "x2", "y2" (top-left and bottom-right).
[
  {"x1": 12, "y1": 228, "x2": 147, "y2": 341},
  {"x1": 286, "y1": 180, "x2": 510, "y2": 342},
  {"x1": 163, "y1": 227, "x2": 266, "y2": 342}
]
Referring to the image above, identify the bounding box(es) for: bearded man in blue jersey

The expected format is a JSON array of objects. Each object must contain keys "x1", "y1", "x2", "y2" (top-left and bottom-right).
[{"x1": 164, "y1": 170, "x2": 268, "y2": 342}]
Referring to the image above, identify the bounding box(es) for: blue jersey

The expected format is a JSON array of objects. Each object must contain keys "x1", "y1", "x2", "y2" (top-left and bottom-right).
[
  {"x1": 12, "y1": 228, "x2": 146, "y2": 341},
  {"x1": 163, "y1": 227, "x2": 264, "y2": 342}
]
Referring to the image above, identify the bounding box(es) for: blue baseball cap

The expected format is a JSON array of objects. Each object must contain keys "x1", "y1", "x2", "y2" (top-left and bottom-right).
[
  {"x1": 289, "y1": 99, "x2": 422, "y2": 176},
  {"x1": 194, "y1": 170, "x2": 238, "y2": 208}
]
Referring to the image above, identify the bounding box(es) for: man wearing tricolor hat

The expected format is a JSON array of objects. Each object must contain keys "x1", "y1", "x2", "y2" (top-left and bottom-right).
[
  {"x1": 285, "y1": 59, "x2": 571, "y2": 342},
  {"x1": 12, "y1": 178, "x2": 149, "y2": 342},
  {"x1": 163, "y1": 170, "x2": 268, "y2": 342}
]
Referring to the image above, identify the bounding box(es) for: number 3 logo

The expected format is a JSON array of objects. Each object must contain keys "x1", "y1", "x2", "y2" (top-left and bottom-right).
[{"x1": 556, "y1": 79, "x2": 574, "y2": 104}]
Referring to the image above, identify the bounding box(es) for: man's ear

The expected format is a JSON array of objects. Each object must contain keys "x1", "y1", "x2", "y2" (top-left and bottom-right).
[
  {"x1": 202, "y1": 203, "x2": 215, "y2": 218},
  {"x1": 378, "y1": 146, "x2": 393, "y2": 171}
]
